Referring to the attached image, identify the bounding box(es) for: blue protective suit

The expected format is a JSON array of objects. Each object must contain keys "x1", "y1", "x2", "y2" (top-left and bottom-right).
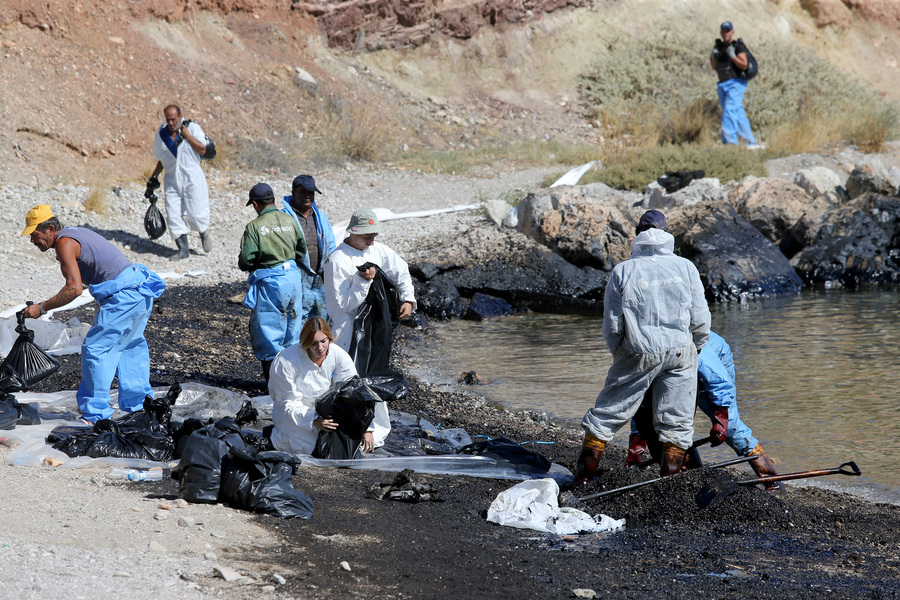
[
  {"x1": 79, "y1": 264, "x2": 166, "y2": 422},
  {"x1": 243, "y1": 262, "x2": 304, "y2": 362},
  {"x1": 696, "y1": 331, "x2": 759, "y2": 455},
  {"x1": 630, "y1": 330, "x2": 759, "y2": 455},
  {"x1": 280, "y1": 198, "x2": 337, "y2": 323},
  {"x1": 717, "y1": 78, "x2": 757, "y2": 145}
]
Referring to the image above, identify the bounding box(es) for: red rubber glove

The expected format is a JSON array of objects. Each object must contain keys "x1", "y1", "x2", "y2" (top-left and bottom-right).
[{"x1": 709, "y1": 407, "x2": 728, "y2": 447}]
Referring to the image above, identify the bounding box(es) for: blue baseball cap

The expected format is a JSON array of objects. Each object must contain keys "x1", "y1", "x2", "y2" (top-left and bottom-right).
[
  {"x1": 247, "y1": 182, "x2": 274, "y2": 205},
  {"x1": 292, "y1": 174, "x2": 322, "y2": 194},
  {"x1": 720, "y1": 21, "x2": 733, "y2": 31},
  {"x1": 637, "y1": 209, "x2": 667, "y2": 233}
]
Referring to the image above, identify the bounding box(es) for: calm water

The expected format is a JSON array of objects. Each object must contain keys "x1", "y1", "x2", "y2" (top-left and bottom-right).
[{"x1": 416, "y1": 290, "x2": 900, "y2": 503}]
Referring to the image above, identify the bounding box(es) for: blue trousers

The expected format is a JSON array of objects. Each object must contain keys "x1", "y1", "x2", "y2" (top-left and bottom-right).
[
  {"x1": 79, "y1": 266, "x2": 165, "y2": 422},
  {"x1": 717, "y1": 78, "x2": 756, "y2": 145},
  {"x1": 248, "y1": 268, "x2": 304, "y2": 361},
  {"x1": 697, "y1": 393, "x2": 759, "y2": 456},
  {"x1": 300, "y1": 271, "x2": 328, "y2": 323}
]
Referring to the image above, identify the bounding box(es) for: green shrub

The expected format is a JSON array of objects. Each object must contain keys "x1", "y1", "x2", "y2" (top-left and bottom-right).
[
  {"x1": 582, "y1": 144, "x2": 768, "y2": 192},
  {"x1": 395, "y1": 140, "x2": 602, "y2": 174}
]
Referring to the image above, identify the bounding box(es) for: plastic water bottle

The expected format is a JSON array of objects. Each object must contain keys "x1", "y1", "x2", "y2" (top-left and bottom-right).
[{"x1": 108, "y1": 467, "x2": 163, "y2": 481}]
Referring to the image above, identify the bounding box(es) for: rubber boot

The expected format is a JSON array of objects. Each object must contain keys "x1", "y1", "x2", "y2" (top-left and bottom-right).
[
  {"x1": 573, "y1": 432, "x2": 607, "y2": 487},
  {"x1": 748, "y1": 443, "x2": 785, "y2": 493},
  {"x1": 660, "y1": 442, "x2": 686, "y2": 476},
  {"x1": 199, "y1": 230, "x2": 213, "y2": 253},
  {"x1": 170, "y1": 234, "x2": 189, "y2": 261},
  {"x1": 261, "y1": 360, "x2": 272, "y2": 384},
  {"x1": 625, "y1": 433, "x2": 648, "y2": 466}
]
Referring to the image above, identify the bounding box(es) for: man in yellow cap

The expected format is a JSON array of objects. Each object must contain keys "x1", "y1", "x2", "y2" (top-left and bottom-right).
[{"x1": 21, "y1": 205, "x2": 166, "y2": 424}]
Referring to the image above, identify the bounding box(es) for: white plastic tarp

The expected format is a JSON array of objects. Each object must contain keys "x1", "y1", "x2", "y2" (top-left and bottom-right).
[{"x1": 487, "y1": 478, "x2": 625, "y2": 535}]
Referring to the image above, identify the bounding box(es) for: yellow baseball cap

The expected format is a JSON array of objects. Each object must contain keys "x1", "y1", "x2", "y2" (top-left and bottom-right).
[{"x1": 21, "y1": 204, "x2": 54, "y2": 236}]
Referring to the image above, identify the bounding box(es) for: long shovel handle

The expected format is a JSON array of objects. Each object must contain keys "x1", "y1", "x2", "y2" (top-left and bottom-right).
[
  {"x1": 581, "y1": 454, "x2": 758, "y2": 501},
  {"x1": 737, "y1": 461, "x2": 861, "y2": 485}
]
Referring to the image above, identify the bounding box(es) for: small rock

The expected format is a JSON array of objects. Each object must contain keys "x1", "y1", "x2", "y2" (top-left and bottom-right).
[
  {"x1": 210, "y1": 530, "x2": 227, "y2": 539},
  {"x1": 237, "y1": 576, "x2": 255, "y2": 585},
  {"x1": 153, "y1": 511, "x2": 169, "y2": 521},
  {"x1": 148, "y1": 541, "x2": 167, "y2": 552},
  {"x1": 157, "y1": 502, "x2": 173, "y2": 511},
  {"x1": 43, "y1": 457, "x2": 63, "y2": 467},
  {"x1": 203, "y1": 552, "x2": 218, "y2": 561},
  {"x1": 572, "y1": 589, "x2": 597, "y2": 599},
  {"x1": 261, "y1": 585, "x2": 275, "y2": 592},
  {"x1": 340, "y1": 561, "x2": 352, "y2": 572},
  {"x1": 177, "y1": 516, "x2": 195, "y2": 527},
  {"x1": 113, "y1": 571, "x2": 130, "y2": 578},
  {"x1": 214, "y1": 566, "x2": 243, "y2": 582},
  {"x1": 271, "y1": 573, "x2": 287, "y2": 585},
  {"x1": 173, "y1": 499, "x2": 188, "y2": 509}
]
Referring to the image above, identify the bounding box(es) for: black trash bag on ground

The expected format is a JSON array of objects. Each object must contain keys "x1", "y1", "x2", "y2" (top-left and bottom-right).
[
  {"x1": 144, "y1": 194, "x2": 167, "y2": 240},
  {"x1": 0, "y1": 308, "x2": 60, "y2": 392},
  {"x1": 348, "y1": 263, "x2": 402, "y2": 375},
  {"x1": 115, "y1": 394, "x2": 173, "y2": 433},
  {"x1": 234, "y1": 400, "x2": 259, "y2": 427},
  {"x1": 0, "y1": 393, "x2": 41, "y2": 430},
  {"x1": 48, "y1": 418, "x2": 176, "y2": 461},
  {"x1": 311, "y1": 372, "x2": 407, "y2": 460},
  {"x1": 219, "y1": 445, "x2": 313, "y2": 519},
  {"x1": 176, "y1": 420, "x2": 251, "y2": 504},
  {"x1": 458, "y1": 437, "x2": 552, "y2": 473},
  {"x1": 656, "y1": 169, "x2": 706, "y2": 194}
]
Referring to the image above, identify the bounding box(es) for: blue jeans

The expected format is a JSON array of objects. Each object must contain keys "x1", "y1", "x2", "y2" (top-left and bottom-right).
[
  {"x1": 300, "y1": 271, "x2": 328, "y2": 324},
  {"x1": 717, "y1": 78, "x2": 756, "y2": 145}
]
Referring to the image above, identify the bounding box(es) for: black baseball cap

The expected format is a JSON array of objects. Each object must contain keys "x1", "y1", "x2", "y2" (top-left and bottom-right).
[
  {"x1": 292, "y1": 174, "x2": 322, "y2": 194},
  {"x1": 248, "y1": 183, "x2": 274, "y2": 205},
  {"x1": 720, "y1": 21, "x2": 733, "y2": 31}
]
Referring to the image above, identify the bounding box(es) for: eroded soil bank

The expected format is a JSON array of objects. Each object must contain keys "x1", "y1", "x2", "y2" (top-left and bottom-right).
[{"x1": 27, "y1": 281, "x2": 900, "y2": 599}]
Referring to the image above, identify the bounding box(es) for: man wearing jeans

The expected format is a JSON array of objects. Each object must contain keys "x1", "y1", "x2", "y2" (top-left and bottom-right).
[{"x1": 711, "y1": 21, "x2": 759, "y2": 148}]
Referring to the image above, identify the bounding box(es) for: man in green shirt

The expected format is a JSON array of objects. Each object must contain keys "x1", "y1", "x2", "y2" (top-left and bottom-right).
[{"x1": 239, "y1": 183, "x2": 308, "y2": 382}]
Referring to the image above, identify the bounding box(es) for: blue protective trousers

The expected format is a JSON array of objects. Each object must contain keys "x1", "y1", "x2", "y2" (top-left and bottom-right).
[
  {"x1": 696, "y1": 393, "x2": 759, "y2": 456},
  {"x1": 245, "y1": 264, "x2": 303, "y2": 361},
  {"x1": 717, "y1": 78, "x2": 756, "y2": 145},
  {"x1": 300, "y1": 271, "x2": 328, "y2": 323},
  {"x1": 79, "y1": 265, "x2": 166, "y2": 422}
]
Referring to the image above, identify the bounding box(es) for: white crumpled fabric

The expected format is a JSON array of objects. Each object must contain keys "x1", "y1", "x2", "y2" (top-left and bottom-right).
[{"x1": 487, "y1": 478, "x2": 625, "y2": 535}]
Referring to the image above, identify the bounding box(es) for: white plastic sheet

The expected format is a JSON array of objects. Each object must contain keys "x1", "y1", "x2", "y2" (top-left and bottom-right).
[
  {"x1": 487, "y1": 478, "x2": 625, "y2": 535},
  {"x1": 0, "y1": 315, "x2": 90, "y2": 358}
]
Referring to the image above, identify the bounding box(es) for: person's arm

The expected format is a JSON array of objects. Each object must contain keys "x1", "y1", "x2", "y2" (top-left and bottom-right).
[
  {"x1": 727, "y1": 41, "x2": 749, "y2": 71},
  {"x1": 237, "y1": 226, "x2": 260, "y2": 272},
  {"x1": 150, "y1": 161, "x2": 163, "y2": 179},
  {"x1": 268, "y1": 356, "x2": 333, "y2": 432},
  {"x1": 23, "y1": 237, "x2": 83, "y2": 319},
  {"x1": 601, "y1": 271, "x2": 625, "y2": 355},
  {"x1": 380, "y1": 246, "x2": 417, "y2": 319},
  {"x1": 294, "y1": 228, "x2": 308, "y2": 269},
  {"x1": 324, "y1": 250, "x2": 372, "y2": 314},
  {"x1": 181, "y1": 122, "x2": 207, "y2": 156},
  {"x1": 688, "y1": 266, "x2": 711, "y2": 351}
]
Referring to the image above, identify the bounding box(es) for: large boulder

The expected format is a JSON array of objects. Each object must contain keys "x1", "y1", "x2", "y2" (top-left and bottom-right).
[
  {"x1": 790, "y1": 194, "x2": 900, "y2": 286},
  {"x1": 517, "y1": 184, "x2": 636, "y2": 270},
  {"x1": 734, "y1": 178, "x2": 830, "y2": 246},
  {"x1": 411, "y1": 221, "x2": 608, "y2": 315},
  {"x1": 845, "y1": 163, "x2": 897, "y2": 199},
  {"x1": 668, "y1": 203, "x2": 804, "y2": 302},
  {"x1": 642, "y1": 178, "x2": 726, "y2": 210},
  {"x1": 792, "y1": 166, "x2": 844, "y2": 199}
]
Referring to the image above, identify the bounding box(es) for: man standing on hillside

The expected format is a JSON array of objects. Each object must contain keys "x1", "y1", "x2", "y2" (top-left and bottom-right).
[
  {"x1": 280, "y1": 175, "x2": 336, "y2": 323},
  {"x1": 710, "y1": 22, "x2": 760, "y2": 148},
  {"x1": 573, "y1": 210, "x2": 710, "y2": 485},
  {"x1": 21, "y1": 205, "x2": 166, "y2": 424},
  {"x1": 146, "y1": 104, "x2": 213, "y2": 260},
  {"x1": 239, "y1": 183, "x2": 308, "y2": 383}
]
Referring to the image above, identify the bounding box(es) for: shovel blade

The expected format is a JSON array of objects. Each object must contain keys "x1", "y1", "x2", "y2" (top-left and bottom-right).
[{"x1": 696, "y1": 477, "x2": 740, "y2": 509}]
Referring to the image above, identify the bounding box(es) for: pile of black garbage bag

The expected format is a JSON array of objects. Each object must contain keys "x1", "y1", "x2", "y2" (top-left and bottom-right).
[
  {"x1": 1, "y1": 306, "x2": 59, "y2": 430},
  {"x1": 46, "y1": 383, "x2": 313, "y2": 519}
]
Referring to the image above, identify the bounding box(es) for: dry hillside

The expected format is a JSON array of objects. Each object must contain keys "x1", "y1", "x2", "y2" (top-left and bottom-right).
[{"x1": 1, "y1": 0, "x2": 899, "y2": 186}]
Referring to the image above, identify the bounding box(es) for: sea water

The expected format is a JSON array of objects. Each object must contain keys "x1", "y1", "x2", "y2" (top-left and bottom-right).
[{"x1": 417, "y1": 289, "x2": 900, "y2": 504}]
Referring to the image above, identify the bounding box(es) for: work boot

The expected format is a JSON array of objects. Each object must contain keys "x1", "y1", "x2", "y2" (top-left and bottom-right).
[
  {"x1": 625, "y1": 433, "x2": 648, "y2": 466},
  {"x1": 572, "y1": 432, "x2": 607, "y2": 487},
  {"x1": 748, "y1": 443, "x2": 785, "y2": 493},
  {"x1": 261, "y1": 360, "x2": 272, "y2": 384},
  {"x1": 170, "y1": 234, "x2": 189, "y2": 261},
  {"x1": 660, "y1": 442, "x2": 686, "y2": 476},
  {"x1": 199, "y1": 230, "x2": 213, "y2": 253}
]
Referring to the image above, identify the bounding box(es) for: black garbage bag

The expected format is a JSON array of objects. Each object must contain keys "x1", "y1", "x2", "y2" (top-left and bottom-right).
[
  {"x1": 0, "y1": 393, "x2": 41, "y2": 430},
  {"x1": 234, "y1": 400, "x2": 259, "y2": 427},
  {"x1": 656, "y1": 169, "x2": 706, "y2": 194},
  {"x1": 348, "y1": 263, "x2": 403, "y2": 374},
  {"x1": 0, "y1": 308, "x2": 60, "y2": 392},
  {"x1": 143, "y1": 194, "x2": 167, "y2": 240},
  {"x1": 458, "y1": 437, "x2": 552, "y2": 474},
  {"x1": 220, "y1": 445, "x2": 313, "y2": 519},
  {"x1": 48, "y1": 418, "x2": 176, "y2": 461},
  {"x1": 177, "y1": 420, "x2": 248, "y2": 503}
]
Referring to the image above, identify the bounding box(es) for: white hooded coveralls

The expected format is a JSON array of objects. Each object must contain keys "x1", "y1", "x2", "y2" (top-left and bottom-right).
[
  {"x1": 152, "y1": 120, "x2": 210, "y2": 238},
  {"x1": 324, "y1": 239, "x2": 417, "y2": 447},
  {"x1": 582, "y1": 228, "x2": 711, "y2": 449}
]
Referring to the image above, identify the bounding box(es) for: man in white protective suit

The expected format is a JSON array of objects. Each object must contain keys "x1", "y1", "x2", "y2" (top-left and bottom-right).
[
  {"x1": 573, "y1": 210, "x2": 711, "y2": 486},
  {"x1": 146, "y1": 104, "x2": 212, "y2": 260},
  {"x1": 324, "y1": 209, "x2": 416, "y2": 450}
]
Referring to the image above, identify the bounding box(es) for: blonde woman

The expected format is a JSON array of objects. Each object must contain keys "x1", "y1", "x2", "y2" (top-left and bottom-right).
[{"x1": 268, "y1": 317, "x2": 375, "y2": 454}]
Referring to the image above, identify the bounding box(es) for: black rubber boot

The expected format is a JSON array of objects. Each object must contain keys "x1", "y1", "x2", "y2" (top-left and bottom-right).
[
  {"x1": 261, "y1": 360, "x2": 272, "y2": 384},
  {"x1": 170, "y1": 234, "x2": 189, "y2": 261}
]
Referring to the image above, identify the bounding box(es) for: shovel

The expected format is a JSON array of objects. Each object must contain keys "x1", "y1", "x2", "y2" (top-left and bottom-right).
[
  {"x1": 580, "y1": 454, "x2": 759, "y2": 501},
  {"x1": 696, "y1": 461, "x2": 862, "y2": 509}
]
